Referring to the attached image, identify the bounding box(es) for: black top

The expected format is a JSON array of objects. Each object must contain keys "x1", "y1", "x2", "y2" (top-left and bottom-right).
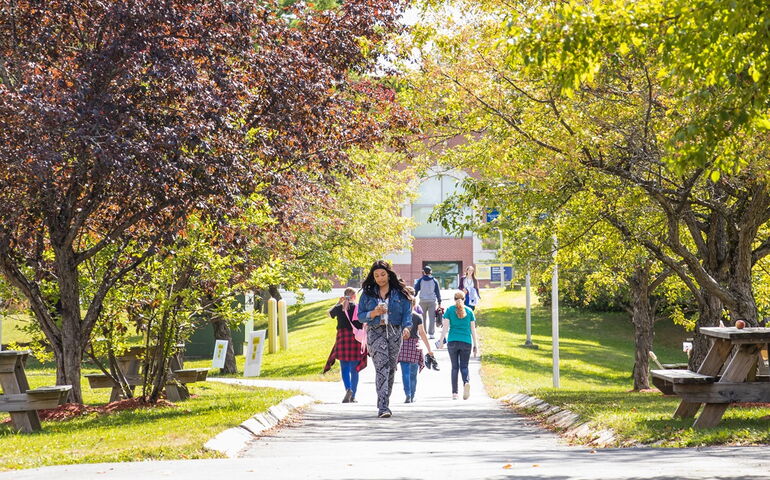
[
  {"x1": 409, "y1": 313, "x2": 422, "y2": 338},
  {"x1": 329, "y1": 303, "x2": 363, "y2": 330}
]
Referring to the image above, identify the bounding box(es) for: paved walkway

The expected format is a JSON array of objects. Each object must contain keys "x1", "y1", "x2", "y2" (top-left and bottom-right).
[{"x1": 3, "y1": 348, "x2": 770, "y2": 479}]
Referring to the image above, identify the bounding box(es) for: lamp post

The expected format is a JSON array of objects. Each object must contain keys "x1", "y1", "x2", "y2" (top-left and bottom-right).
[
  {"x1": 498, "y1": 228, "x2": 504, "y2": 289},
  {"x1": 524, "y1": 268, "x2": 534, "y2": 347},
  {"x1": 551, "y1": 234, "x2": 560, "y2": 388}
]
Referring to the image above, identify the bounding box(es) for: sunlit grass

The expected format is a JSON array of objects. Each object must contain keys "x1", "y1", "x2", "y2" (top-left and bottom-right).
[
  {"x1": 0, "y1": 381, "x2": 297, "y2": 471},
  {"x1": 478, "y1": 289, "x2": 770, "y2": 446}
]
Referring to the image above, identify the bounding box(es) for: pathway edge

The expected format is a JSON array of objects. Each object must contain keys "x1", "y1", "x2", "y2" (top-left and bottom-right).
[
  {"x1": 500, "y1": 393, "x2": 618, "y2": 447},
  {"x1": 203, "y1": 394, "x2": 316, "y2": 458}
]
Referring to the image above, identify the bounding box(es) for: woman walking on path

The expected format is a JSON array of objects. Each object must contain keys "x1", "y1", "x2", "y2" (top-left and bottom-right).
[
  {"x1": 437, "y1": 290, "x2": 479, "y2": 400},
  {"x1": 460, "y1": 265, "x2": 481, "y2": 311},
  {"x1": 398, "y1": 287, "x2": 434, "y2": 403},
  {"x1": 323, "y1": 288, "x2": 367, "y2": 403},
  {"x1": 358, "y1": 260, "x2": 413, "y2": 418}
]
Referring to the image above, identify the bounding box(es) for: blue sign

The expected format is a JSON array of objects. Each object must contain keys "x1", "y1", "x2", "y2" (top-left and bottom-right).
[
  {"x1": 490, "y1": 266, "x2": 513, "y2": 282},
  {"x1": 486, "y1": 209, "x2": 500, "y2": 223}
]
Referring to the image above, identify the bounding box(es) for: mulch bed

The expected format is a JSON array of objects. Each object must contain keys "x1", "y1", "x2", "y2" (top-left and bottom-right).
[{"x1": 2, "y1": 398, "x2": 177, "y2": 423}]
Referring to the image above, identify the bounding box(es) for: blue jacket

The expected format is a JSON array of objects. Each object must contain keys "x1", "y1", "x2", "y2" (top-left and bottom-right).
[{"x1": 357, "y1": 288, "x2": 413, "y2": 328}]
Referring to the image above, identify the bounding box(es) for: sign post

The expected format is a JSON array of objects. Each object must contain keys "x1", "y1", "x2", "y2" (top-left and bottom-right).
[
  {"x1": 212, "y1": 339, "x2": 228, "y2": 369},
  {"x1": 244, "y1": 291, "x2": 255, "y2": 337},
  {"x1": 244, "y1": 329, "x2": 267, "y2": 377}
]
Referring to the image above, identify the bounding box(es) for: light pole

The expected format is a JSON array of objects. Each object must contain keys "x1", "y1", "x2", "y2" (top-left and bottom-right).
[
  {"x1": 523, "y1": 268, "x2": 535, "y2": 347},
  {"x1": 498, "y1": 228, "x2": 504, "y2": 289},
  {"x1": 551, "y1": 234, "x2": 560, "y2": 388}
]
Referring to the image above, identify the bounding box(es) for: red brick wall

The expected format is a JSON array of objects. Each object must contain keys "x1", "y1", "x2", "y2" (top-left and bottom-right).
[{"x1": 392, "y1": 237, "x2": 474, "y2": 286}]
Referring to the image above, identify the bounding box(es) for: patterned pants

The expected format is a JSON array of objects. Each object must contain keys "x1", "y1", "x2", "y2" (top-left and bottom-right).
[{"x1": 368, "y1": 324, "x2": 403, "y2": 414}]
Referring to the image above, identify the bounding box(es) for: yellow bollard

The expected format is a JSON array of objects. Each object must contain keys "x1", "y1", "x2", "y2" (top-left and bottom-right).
[
  {"x1": 268, "y1": 298, "x2": 278, "y2": 354},
  {"x1": 278, "y1": 299, "x2": 289, "y2": 350}
]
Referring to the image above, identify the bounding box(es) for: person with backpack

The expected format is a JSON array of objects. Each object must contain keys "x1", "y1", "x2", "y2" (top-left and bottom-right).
[
  {"x1": 358, "y1": 260, "x2": 413, "y2": 418},
  {"x1": 436, "y1": 290, "x2": 479, "y2": 400},
  {"x1": 323, "y1": 287, "x2": 367, "y2": 403},
  {"x1": 398, "y1": 287, "x2": 435, "y2": 403},
  {"x1": 414, "y1": 265, "x2": 442, "y2": 338}
]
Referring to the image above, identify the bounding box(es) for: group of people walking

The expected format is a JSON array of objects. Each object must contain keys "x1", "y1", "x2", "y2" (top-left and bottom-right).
[{"x1": 324, "y1": 260, "x2": 480, "y2": 418}]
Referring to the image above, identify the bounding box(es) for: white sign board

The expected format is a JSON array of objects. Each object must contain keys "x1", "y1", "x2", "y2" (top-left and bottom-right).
[
  {"x1": 212, "y1": 339, "x2": 228, "y2": 369},
  {"x1": 244, "y1": 329, "x2": 267, "y2": 377}
]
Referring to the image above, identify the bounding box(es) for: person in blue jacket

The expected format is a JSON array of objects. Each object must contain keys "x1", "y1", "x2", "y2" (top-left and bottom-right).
[{"x1": 358, "y1": 260, "x2": 413, "y2": 418}]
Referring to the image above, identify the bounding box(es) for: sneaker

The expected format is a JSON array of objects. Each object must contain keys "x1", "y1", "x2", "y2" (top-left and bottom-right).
[
  {"x1": 429, "y1": 335, "x2": 434, "y2": 339},
  {"x1": 378, "y1": 410, "x2": 392, "y2": 418},
  {"x1": 405, "y1": 396, "x2": 412, "y2": 403},
  {"x1": 452, "y1": 393, "x2": 458, "y2": 400},
  {"x1": 350, "y1": 396, "x2": 358, "y2": 403},
  {"x1": 434, "y1": 340, "x2": 441, "y2": 349},
  {"x1": 342, "y1": 389, "x2": 353, "y2": 403},
  {"x1": 463, "y1": 382, "x2": 470, "y2": 400}
]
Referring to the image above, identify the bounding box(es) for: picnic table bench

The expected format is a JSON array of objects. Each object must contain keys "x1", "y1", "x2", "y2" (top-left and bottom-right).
[
  {"x1": 85, "y1": 346, "x2": 208, "y2": 402},
  {"x1": 0, "y1": 351, "x2": 71, "y2": 433},
  {"x1": 652, "y1": 326, "x2": 770, "y2": 429}
]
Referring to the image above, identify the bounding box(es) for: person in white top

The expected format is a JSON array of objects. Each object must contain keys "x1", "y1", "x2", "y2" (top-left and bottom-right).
[{"x1": 459, "y1": 265, "x2": 481, "y2": 311}]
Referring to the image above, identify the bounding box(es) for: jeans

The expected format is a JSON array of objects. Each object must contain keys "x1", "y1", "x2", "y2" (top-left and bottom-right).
[
  {"x1": 339, "y1": 360, "x2": 359, "y2": 395},
  {"x1": 447, "y1": 341, "x2": 471, "y2": 394},
  {"x1": 400, "y1": 361, "x2": 419, "y2": 398}
]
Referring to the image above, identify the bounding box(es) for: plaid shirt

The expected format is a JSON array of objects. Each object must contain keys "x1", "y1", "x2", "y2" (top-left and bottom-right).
[
  {"x1": 323, "y1": 328, "x2": 367, "y2": 373},
  {"x1": 397, "y1": 336, "x2": 425, "y2": 372}
]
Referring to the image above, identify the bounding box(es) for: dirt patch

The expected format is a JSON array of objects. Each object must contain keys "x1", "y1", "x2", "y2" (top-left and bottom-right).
[{"x1": 2, "y1": 398, "x2": 177, "y2": 423}]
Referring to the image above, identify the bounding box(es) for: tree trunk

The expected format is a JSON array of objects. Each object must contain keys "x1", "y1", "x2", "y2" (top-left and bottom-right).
[
  {"x1": 55, "y1": 251, "x2": 86, "y2": 403},
  {"x1": 689, "y1": 290, "x2": 723, "y2": 371},
  {"x1": 212, "y1": 316, "x2": 237, "y2": 374},
  {"x1": 629, "y1": 266, "x2": 654, "y2": 391}
]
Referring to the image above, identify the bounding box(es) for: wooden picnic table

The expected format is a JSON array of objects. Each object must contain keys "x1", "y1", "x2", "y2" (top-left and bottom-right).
[
  {"x1": 652, "y1": 326, "x2": 770, "y2": 429},
  {"x1": 0, "y1": 351, "x2": 71, "y2": 433},
  {"x1": 85, "y1": 345, "x2": 208, "y2": 402}
]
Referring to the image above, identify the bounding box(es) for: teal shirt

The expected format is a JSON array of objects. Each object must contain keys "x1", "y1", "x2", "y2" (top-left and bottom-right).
[{"x1": 444, "y1": 305, "x2": 475, "y2": 344}]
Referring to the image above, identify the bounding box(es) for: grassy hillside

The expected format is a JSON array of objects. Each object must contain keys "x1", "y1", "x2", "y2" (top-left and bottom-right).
[{"x1": 477, "y1": 289, "x2": 770, "y2": 446}]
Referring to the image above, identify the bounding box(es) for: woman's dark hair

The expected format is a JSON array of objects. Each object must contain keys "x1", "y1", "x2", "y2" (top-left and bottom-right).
[{"x1": 361, "y1": 260, "x2": 411, "y2": 300}]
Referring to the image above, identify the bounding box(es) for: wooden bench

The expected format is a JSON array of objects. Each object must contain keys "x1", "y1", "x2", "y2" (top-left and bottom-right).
[
  {"x1": 649, "y1": 360, "x2": 690, "y2": 394},
  {"x1": 166, "y1": 368, "x2": 209, "y2": 401},
  {"x1": 0, "y1": 351, "x2": 72, "y2": 433},
  {"x1": 85, "y1": 367, "x2": 209, "y2": 402},
  {"x1": 652, "y1": 368, "x2": 770, "y2": 404}
]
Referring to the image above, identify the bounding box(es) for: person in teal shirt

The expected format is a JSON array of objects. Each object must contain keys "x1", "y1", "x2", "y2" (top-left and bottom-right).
[{"x1": 437, "y1": 291, "x2": 479, "y2": 400}]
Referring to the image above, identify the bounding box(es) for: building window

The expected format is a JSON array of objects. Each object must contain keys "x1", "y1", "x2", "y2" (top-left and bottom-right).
[{"x1": 412, "y1": 174, "x2": 469, "y2": 238}]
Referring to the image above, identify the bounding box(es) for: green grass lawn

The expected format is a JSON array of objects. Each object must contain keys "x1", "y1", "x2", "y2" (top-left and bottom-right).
[
  {"x1": 0, "y1": 381, "x2": 297, "y2": 471},
  {"x1": 1, "y1": 314, "x2": 34, "y2": 345},
  {"x1": 186, "y1": 298, "x2": 341, "y2": 381},
  {"x1": 478, "y1": 288, "x2": 770, "y2": 447}
]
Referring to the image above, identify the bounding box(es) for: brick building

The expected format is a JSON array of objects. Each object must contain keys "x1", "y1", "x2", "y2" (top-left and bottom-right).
[{"x1": 385, "y1": 166, "x2": 498, "y2": 289}]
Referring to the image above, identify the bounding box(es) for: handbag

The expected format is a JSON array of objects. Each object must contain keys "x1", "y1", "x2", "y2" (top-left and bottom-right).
[{"x1": 345, "y1": 304, "x2": 367, "y2": 354}]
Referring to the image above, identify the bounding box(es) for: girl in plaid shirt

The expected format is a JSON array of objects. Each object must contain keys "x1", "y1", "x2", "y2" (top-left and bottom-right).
[
  {"x1": 398, "y1": 286, "x2": 434, "y2": 403},
  {"x1": 323, "y1": 288, "x2": 367, "y2": 403}
]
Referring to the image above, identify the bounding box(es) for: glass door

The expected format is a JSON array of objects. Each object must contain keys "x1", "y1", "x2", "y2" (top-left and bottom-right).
[{"x1": 425, "y1": 261, "x2": 460, "y2": 289}]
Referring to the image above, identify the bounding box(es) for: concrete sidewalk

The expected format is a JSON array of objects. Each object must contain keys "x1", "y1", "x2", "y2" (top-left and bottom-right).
[{"x1": 3, "y1": 347, "x2": 770, "y2": 479}]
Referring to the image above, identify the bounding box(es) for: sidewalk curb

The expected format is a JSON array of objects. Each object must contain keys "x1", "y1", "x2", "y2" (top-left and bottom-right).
[
  {"x1": 500, "y1": 393, "x2": 618, "y2": 447},
  {"x1": 204, "y1": 394, "x2": 315, "y2": 458}
]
